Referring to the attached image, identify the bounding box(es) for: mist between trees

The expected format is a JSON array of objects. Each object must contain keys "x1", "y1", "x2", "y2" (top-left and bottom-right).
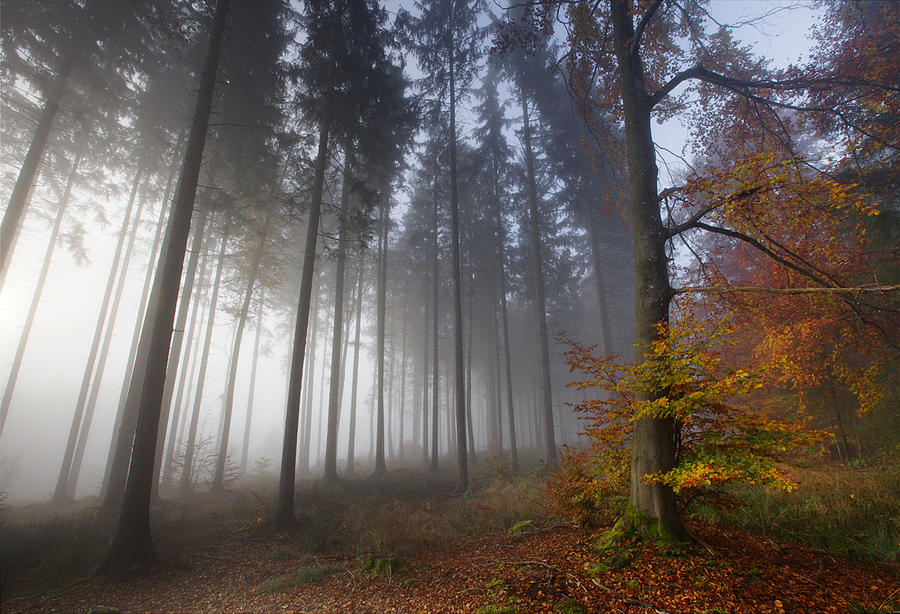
[{"x1": 0, "y1": 0, "x2": 897, "y2": 576}]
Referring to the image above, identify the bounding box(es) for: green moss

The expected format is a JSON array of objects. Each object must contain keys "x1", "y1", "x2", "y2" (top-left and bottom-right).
[
  {"x1": 475, "y1": 605, "x2": 518, "y2": 614},
  {"x1": 259, "y1": 564, "x2": 343, "y2": 593},
  {"x1": 554, "y1": 598, "x2": 587, "y2": 614}
]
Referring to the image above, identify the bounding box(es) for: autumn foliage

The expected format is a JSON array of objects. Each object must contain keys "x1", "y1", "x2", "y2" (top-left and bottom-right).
[{"x1": 551, "y1": 312, "x2": 831, "y2": 525}]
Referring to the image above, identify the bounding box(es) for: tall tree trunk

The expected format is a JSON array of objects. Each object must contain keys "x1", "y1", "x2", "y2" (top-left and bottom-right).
[
  {"x1": 518, "y1": 80, "x2": 557, "y2": 468},
  {"x1": 493, "y1": 302, "x2": 503, "y2": 454},
  {"x1": 152, "y1": 206, "x2": 211, "y2": 494},
  {"x1": 421, "y1": 288, "x2": 430, "y2": 465},
  {"x1": 53, "y1": 169, "x2": 145, "y2": 503},
  {"x1": 447, "y1": 16, "x2": 468, "y2": 494},
  {"x1": 374, "y1": 188, "x2": 389, "y2": 474},
  {"x1": 101, "y1": 0, "x2": 229, "y2": 573},
  {"x1": 298, "y1": 274, "x2": 321, "y2": 476},
  {"x1": 430, "y1": 159, "x2": 440, "y2": 473},
  {"x1": 0, "y1": 48, "x2": 79, "y2": 276},
  {"x1": 163, "y1": 237, "x2": 211, "y2": 486},
  {"x1": 386, "y1": 307, "x2": 396, "y2": 461},
  {"x1": 586, "y1": 210, "x2": 613, "y2": 355},
  {"x1": 181, "y1": 226, "x2": 229, "y2": 493},
  {"x1": 275, "y1": 79, "x2": 333, "y2": 527},
  {"x1": 465, "y1": 286, "x2": 476, "y2": 460},
  {"x1": 610, "y1": 0, "x2": 687, "y2": 542},
  {"x1": 0, "y1": 142, "x2": 83, "y2": 435},
  {"x1": 212, "y1": 229, "x2": 264, "y2": 490},
  {"x1": 69, "y1": 175, "x2": 153, "y2": 498},
  {"x1": 240, "y1": 292, "x2": 265, "y2": 475},
  {"x1": 398, "y1": 297, "x2": 408, "y2": 463},
  {"x1": 101, "y1": 152, "x2": 178, "y2": 505},
  {"x1": 324, "y1": 149, "x2": 354, "y2": 481},
  {"x1": 346, "y1": 254, "x2": 364, "y2": 473}
]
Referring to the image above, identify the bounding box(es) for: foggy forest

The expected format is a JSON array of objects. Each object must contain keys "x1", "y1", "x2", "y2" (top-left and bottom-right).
[{"x1": 0, "y1": 0, "x2": 897, "y2": 611}]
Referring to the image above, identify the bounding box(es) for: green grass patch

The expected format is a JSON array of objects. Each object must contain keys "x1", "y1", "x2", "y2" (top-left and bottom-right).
[
  {"x1": 259, "y1": 564, "x2": 343, "y2": 593},
  {"x1": 691, "y1": 464, "x2": 900, "y2": 564}
]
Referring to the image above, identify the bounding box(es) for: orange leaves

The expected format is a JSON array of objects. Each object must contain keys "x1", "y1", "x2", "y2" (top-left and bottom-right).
[{"x1": 557, "y1": 310, "x2": 830, "y2": 510}]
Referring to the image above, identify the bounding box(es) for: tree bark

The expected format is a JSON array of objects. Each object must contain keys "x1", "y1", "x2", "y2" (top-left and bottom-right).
[
  {"x1": 447, "y1": 15, "x2": 468, "y2": 493},
  {"x1": 430, "y1": 162, "x2": 440, "y2": 473},
  {"x1": 240, "y1": 292, "x2": 265, "y2": 475},
  {"x1": 298, "y1": 273, "x2": 321, "y2": 476},
  {"x1": 519, "y1": 80, "x2": 557, "y2": 468},
  {"x1": 0, "y1": 142, "x2": 83, "y2": 435},
  {"x1": 275, "y1": 85, "x2": 333, "y2": 527},
  {"x1": 152, "y1": 206, "x2": 210, "y2": 494},
  {"x1": 212, "y1": 228, "x2": 264, "y2": 490},
  {"x1": 163, "y1": 234, "x2": 211, "y2": 486},
  {"x1": 53, "y1": 169, "x2": 144, "y2": 503},
  {"x1": 611, "y1": 0, "x2": 688, "y2": 542},
  {"x1": 346, "y1": 254, "x2": 364, "y2": 473},
  {"x1": 101, "y1": 152, "x2": 177, "y2": 506},
  {"x1": 180, "y1": 225, "x2": 229, "y2": 492},
  {"x1": 586, "y1": 210, "x2": 613, "y2": 355},
  {"x1": 101, "y1": 0, "x2": 229, "y2": 573},
  {"x1": 492, "y1": 166, "x2": 518, "y2": 471},
  {"x1": 0, "y1": 48, "x2": 78, "y2": 276},
  {"x1": 68, "y1": 175, "x2": 153, "y2": 498},
  {"x1": 374, "y1": 187, "x2": 389, "y2": 475},
  {"x1": 324, "y1": 148, "x2": 353, "y2": 481}
]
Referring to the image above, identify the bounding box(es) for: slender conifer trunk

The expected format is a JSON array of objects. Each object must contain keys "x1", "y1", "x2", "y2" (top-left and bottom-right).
[
  {"x1": 240, "y1": 293, "x2": 264, "y2": 475},
  {"x1": 0, "y1": 143, "x2": 83, "y2": 435},
  {"x1": 275, "y1": 81, "x2": 333, "y2": 526},
  {"x1": 519, "y1": 81, "x2": 557, "y2": 468},
  {"x1": 181, "y1": 227, "x2": 229, "y2": 492},
  {"x1": 53, "y1": 170, "x2": 144, "y2": 503},
  {"x1": 102, "y1": 0, "x2": 230, "y2": 572}
]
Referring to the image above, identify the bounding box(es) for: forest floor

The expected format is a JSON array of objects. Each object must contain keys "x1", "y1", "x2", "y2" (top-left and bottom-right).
[{"x1": 1, "y1": 463, "x2": 898, "y2": 613}]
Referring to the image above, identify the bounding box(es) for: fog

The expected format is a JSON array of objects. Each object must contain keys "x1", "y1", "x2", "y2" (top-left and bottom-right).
[{"x1": 0, "y1": 0, "x2": 817, "y2": 509}]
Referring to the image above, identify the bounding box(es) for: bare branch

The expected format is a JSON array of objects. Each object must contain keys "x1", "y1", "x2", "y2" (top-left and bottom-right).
[{"x1": 674, "y1": 284, "x2": 900, "y2": 296}]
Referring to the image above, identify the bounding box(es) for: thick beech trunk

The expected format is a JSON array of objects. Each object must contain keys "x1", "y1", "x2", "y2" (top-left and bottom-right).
[
  {"x1": 101, "y1": 0, "x2": 229, "y2": 573},
  {"x1": 519, "y1": 81, "x2": 557, "y2": 468},
  {"x1": 611, "y1": 0, "x2": 688, "y2": 542},
  {"x1": 0, "y1": 144, "x2": 83, "y2": 435}
]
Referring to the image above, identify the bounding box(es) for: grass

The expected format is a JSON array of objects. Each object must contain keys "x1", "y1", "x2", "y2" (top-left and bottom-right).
[
  {"x1": 690, "y1": 463, "x2": 900, "y2": 565},
  {"x1": 0, "y1": 456, "x2": 550, "y2": 601},
  {"x1": 259, "y1": 564, "x2": 344, "y2": 593}
]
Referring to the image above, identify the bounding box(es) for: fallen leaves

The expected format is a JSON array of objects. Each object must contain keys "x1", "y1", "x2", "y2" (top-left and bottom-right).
[{"x1": 3, "y1": 518, "x2": 897, "y2": 613}]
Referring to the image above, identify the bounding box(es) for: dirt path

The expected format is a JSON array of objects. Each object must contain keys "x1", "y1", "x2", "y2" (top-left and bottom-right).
[{"x1": 3, "y1": 521, "x2": 896, "y2": 613}]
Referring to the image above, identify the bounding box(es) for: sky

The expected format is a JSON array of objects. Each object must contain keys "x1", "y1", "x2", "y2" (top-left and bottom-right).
[{"x1": 0, "y1": 0, "x2": 823, "y2": 505}]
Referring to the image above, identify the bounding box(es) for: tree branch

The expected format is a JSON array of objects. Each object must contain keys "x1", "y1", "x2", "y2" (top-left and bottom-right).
[
  {"x1": 674, "y1": 284, "x2": 900, "y2": 296},
  {"x1": 631, "y1": 0, "x2": 664, "y2": 56}
]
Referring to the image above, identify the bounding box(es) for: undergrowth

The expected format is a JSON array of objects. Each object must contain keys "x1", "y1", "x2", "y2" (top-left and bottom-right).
[
  {"x1": 690, "y1": 464, "x2": 900, "y2": 565},
  {"x1": 259, "y1": 564, "x2": 343, "y2": 593}
]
